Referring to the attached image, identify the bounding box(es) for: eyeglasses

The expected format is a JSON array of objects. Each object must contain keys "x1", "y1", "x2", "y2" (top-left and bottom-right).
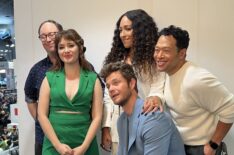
[{"x1": 38, "y1": 32, "x2": 57, "y2": 42}]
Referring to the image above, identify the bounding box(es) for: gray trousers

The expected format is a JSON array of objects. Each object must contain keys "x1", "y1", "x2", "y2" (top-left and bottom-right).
[{"x1": 184, "y1": 142, "x2": 227, "y2": 155}]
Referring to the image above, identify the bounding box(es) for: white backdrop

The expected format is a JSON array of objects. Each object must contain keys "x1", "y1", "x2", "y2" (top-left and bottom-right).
[{"x1": 14, "y1": 0, "x2": 234, "y2": 154}]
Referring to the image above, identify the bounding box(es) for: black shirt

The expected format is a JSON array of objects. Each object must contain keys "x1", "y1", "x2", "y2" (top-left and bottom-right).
[{"x1": 24, "y1": 57, "x2": 52, "y2": 144}]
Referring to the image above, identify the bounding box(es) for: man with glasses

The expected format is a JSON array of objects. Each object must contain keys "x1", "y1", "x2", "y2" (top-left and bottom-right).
[{"x1": 24, "y1": 20, "x2": 63, "y2": 155}]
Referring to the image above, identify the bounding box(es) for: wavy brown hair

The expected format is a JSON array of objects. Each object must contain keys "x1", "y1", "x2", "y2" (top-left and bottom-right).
[
  {"x1": 103, "y1": 9, "x2": 159, "y2": 79},
  {"x1": 51, "y1": 29, "x2": 92, "y2": 71}
]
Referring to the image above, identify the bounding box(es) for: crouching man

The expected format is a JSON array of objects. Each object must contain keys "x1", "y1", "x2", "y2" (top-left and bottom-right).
[{"x1": 100, "y1": 62, "x2": 185, "y2": 155}]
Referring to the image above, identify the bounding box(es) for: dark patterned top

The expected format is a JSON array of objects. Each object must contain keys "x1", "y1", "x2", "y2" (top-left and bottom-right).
[{"x1": 24, "y1": 57, "x2": 52, "y2": 144}]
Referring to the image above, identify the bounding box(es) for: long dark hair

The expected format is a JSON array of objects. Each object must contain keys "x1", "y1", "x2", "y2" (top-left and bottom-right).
[
  {"x1": 51, "y1": 29, "x2": 92, "y2": 71},
  {"x1": 103, "y1": 9, "x2": 159, "y2": 79}
]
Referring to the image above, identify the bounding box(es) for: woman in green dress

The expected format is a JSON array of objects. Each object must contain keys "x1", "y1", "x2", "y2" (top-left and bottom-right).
[{"x1": 38, "y1": 29, "x2": 103, "y2": 155}]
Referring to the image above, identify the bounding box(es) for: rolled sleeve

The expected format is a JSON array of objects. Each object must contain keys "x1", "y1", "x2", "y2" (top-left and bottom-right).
[
  {"x1": 217, "y1": 94, "x2": 234, "y2": 123},
  {"x1": 148, "y1": 72, "x2": 166, "y2": 104},
  {"x1": 102, "y1": 87, "x2": 113, "y2": 128},
  {"x1": 24, "y1": 69, "x2": 38, "y2": 104},
  {"x1": 25, "y1": 95, "x2": 37, "y2": 104}
]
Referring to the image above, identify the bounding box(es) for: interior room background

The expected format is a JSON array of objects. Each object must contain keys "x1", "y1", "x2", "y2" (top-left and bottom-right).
[{"x1": 14, "y1": 0, "x2": 234, "y2": 154}]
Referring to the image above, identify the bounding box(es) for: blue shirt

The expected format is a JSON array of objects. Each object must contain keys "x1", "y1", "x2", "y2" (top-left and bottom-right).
[
  {"x1": 117, "y1": 98, "x2": 185, "y2": 155},
  {"x1": 24, "y1": 57, "x2": 52, "y2": 144}
]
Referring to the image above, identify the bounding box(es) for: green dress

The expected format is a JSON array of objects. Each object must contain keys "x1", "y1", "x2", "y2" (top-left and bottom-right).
[{"x1": 42, "y1": 69, "x2": 99, "y2": 155}]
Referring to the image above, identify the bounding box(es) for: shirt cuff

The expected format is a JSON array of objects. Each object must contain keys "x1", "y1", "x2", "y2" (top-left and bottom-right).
[
  {"x1": 25, "y1": 96, "x2": 37, "y2": 104},
  {"x1": 102, "y1": 111, "x2": 112, "y2": 128}
]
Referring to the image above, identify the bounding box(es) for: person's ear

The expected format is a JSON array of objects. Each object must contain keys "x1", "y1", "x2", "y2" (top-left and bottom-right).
[
  {"x1": 129, "y1": 78, "x2": 136, "y2": 90},
  {"x1": 179, "y1": 48, "x2": 187, "y2": 59}
]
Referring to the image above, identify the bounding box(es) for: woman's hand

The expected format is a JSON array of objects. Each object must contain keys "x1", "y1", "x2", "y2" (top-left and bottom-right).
[
  {"x1": 73, "y1": 145, "x2": 86, "y2": 155},
  {"x1": 55, "y1": 143, "x2": 73, "y2": 155},
  {"x1": 101, "y1": 127, "x2": 112, "y2": 152},
  {"x1": 141, "y1": 96, "x2": 163, "y2": 114}
]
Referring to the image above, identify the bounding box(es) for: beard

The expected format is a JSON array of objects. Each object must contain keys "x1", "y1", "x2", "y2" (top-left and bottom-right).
[{"x1": 114, "y1": 91, "x2": 132, "y2": 107}]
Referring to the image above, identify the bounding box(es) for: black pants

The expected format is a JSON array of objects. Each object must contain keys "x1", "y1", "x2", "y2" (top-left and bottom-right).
[
  {"x1": 184, "y1": 145, "x2": 204, "y2": 155},
  {"x1": 35, "y1": 142, "x2": 42, "y2": 155},
  {"x1": 184, "y1": 143, "x2": 226, "y2": 155}
]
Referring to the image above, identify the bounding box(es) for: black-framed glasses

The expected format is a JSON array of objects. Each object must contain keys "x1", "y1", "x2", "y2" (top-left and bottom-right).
[{"x1": 38, "y1": 32, "x2": 57, "y2": 42}]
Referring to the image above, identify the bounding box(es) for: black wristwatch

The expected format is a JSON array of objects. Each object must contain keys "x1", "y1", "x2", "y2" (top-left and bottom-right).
[{"x1": 209, "y1": 140, "x2": 219, "y2": 150}]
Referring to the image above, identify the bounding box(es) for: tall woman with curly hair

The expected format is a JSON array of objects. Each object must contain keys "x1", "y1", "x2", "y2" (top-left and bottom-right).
[{"x1": 101, "y1": 9, "x2": 165, "y2": 155}]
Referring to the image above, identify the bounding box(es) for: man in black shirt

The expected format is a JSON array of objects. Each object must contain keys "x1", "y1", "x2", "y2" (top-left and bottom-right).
[{"x1": 24, "y1": 20, "x2": 63, "y2": 155}]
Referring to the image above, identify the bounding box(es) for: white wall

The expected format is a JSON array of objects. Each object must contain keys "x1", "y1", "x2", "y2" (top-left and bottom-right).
[{"x1": 14, "y1": 0, "x2": 234, "y2": 154}]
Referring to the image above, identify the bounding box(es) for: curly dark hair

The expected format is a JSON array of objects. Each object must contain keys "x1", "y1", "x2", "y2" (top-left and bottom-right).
[
  {"x1": 159, "y1": 25, "x2": 190, "y2": 50},
  {"x1": 51, "y1": 29, "x2": 92, "y2": 71},
  {"x1": 103, "y1": 9, "x2": 159, "y2": 79}
]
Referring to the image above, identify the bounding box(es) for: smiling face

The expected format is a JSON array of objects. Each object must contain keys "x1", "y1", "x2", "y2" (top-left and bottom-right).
[
  {"x1": 119, "y1": 16, "x2": 134, "y2": 49},
  {"x1": 58, "y1": 38, "x2": 80, "y2": 65},
  {"x1": 106, "y1": 71, "x2": 135, "y2": 107},
  {"x1": 39, "y1": 22, "x2": 59, "y2": 54},
  {"x1": 154, "y1": 35, "x2": 186, "y2": 75}
]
